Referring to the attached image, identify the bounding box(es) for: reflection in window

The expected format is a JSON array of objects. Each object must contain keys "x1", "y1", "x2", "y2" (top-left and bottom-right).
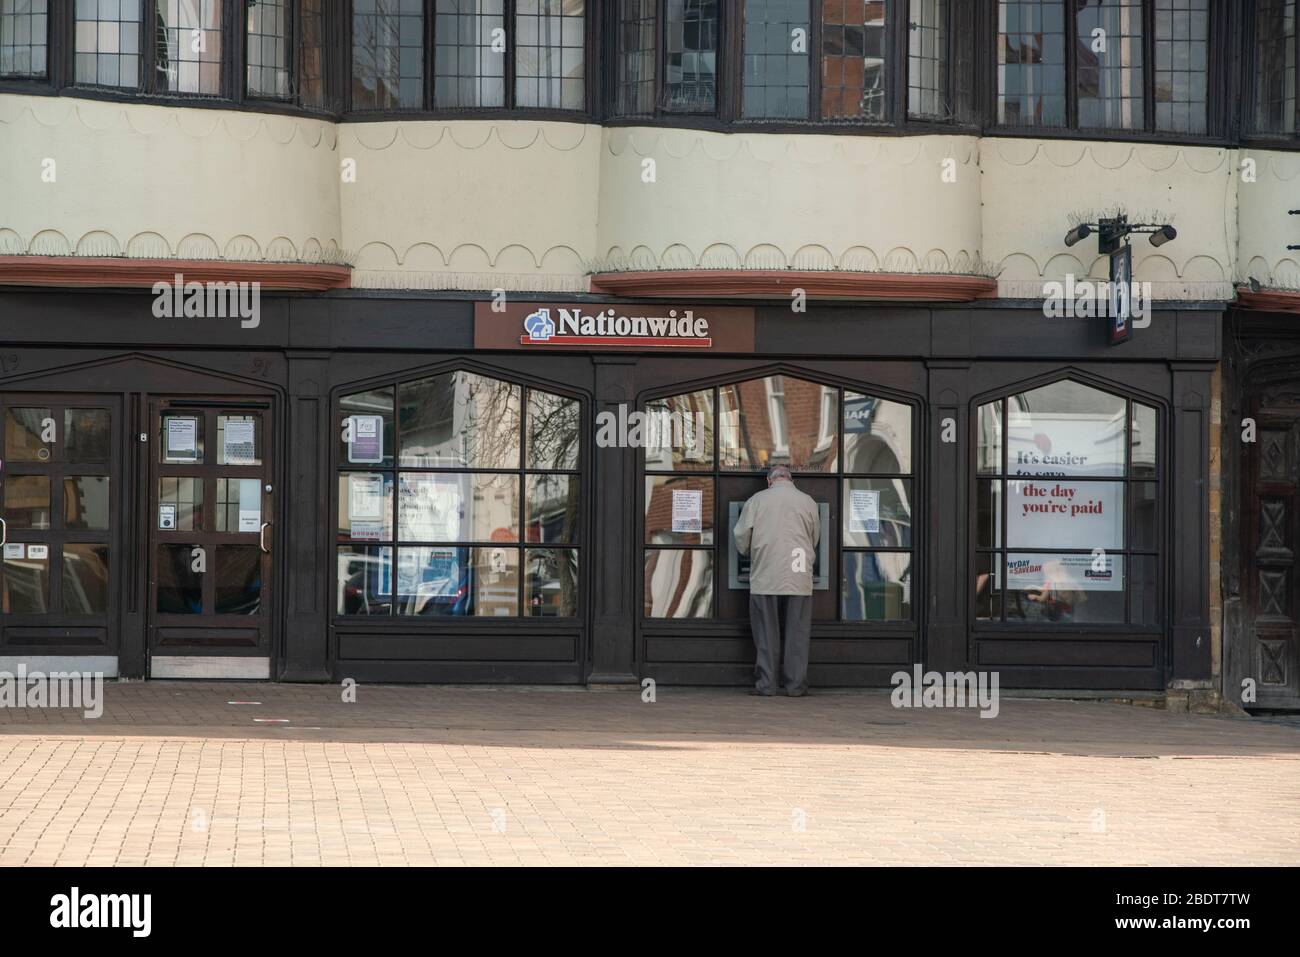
[
  {"x1": 74, "y1": 0, "x2": 141, "y2": 88},
  {"x1": 975, "y1": 381, "x2": 1160, "y2": 626},
  {"x1": 247, "y1": 0, "x2": 291, "y2": 98},
  {"x1": 4, "y1": 407, "x2": 51, "y2": 462},
  {"x1": 997, "y1": 0, "x2": 1066, "y2": 127},
  {"x1": 1153, "y1": 0, "x2": 1208, "y2": 134},
  {"x1": 4, "y1": 475, "x2": 50, "y2": 529},
  {"x1": 0, "y1": 0, "x2": 47, "y2": 78},
  {"x1": 843, "y1": 550, "x2": 910, "y2": 620},
  {"x1": 215, "y1": 545, "x2": 261, "y2": 614},
  {"x1": 156, "y1": 0, "x2": 222, "y2": 95},
  {"x1": 720, "y1": 376, "x2": 838, "y2": 472},
  {"x1": 1254, "y1": 0, "x2": 1296, "y2": 135},
  {"x1": 64, "y1": 476, "x2": 110, "y2": 530},
  {"x1": 822, "y1": 0, "x2": 888, "y2": 123},
  {"x1": 515, "y1": 0, "x2": 585, "y2": 110},
  {"x1": 644, "y1": 389, "x2": 713, "y2": 471},
  {"x1": 298, "y1": 0, "x2": 325, "y2": 107},
  {"x1": 65, "y1": 408, "x2": 111, "y2": 462},
  {"x1": 435, "y1": 0, "x2": 506, "y2": 108},
  {"x1": 665, "y1": 0, "x2": 718, "y2": 111},
  {"x1": 352, "y1": 0, "x2": 424, "y2": 110},
  {"x1": 158, "y1": 476, "x2": 203, "y2": 531},
  {"x1": 644, "y1": 548, "x2": 713, "y2": 617},
  {"x1": 63, "y1": 543, "x2": 109, "y2": 615},
  {"x1": 645, "y1": 475, "x2": 714, "y2": 545},
  {"x1": 616, "y1": 0, "x2": 656, "y2": 115},
  {"x1": 3, "y1": 549, "x2": 47, "y2": 613},
  {"x1": 156, "y1": 544, "x2": 202, "y2": 613},
  {"x1": 1076, "y1": 0, "x2": 1143, "y2": 129},
  {"x1": 337, "y1": 374, "x2": 579, "y2": 618},
  {"x1": 908, "y1": 0, "x2": 947, "y2": 119},
  {"x1": 844, "y1": 393, "x2": 911, "y2": 473},
  {"x1": 742, "y1": 0, "x2": 811, "y2": 119}
]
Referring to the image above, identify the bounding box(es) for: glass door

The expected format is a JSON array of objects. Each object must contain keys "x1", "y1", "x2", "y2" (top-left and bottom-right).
[{"x1": 147, "y1": 399, "x2": 274, "y2": 678}]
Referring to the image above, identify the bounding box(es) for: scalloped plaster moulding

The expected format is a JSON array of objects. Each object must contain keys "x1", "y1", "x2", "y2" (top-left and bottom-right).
[
  {"x1": 588, "y1": 270, "x2": 998, "y2": 301},
  {"x1": 0, "y1": 257, "x2": 351, "y2": 289}
]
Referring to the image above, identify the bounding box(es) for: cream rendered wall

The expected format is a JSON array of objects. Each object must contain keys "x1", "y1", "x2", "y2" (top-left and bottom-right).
[
  {"x1": 0, "y1": 94, "x2": 340, "y2": 263},
  {"x1": 1237, "y1": 148, "x2": 1300, "y2": 289},
  {"x1": 980, "y1": 138, "x2": 1238, "y2": 301},
  {"x1": 596, "y1": 128, "x2": 984, "y2": 275},
  {"x1": 338, "y1": 121, "x2": 601, "y2": 291}
]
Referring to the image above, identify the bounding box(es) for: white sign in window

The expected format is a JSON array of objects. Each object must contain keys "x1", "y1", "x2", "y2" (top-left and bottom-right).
[
  {"x1": 223, "y1": 420, "x2": 256, "y2": 465},
  {"x1": 349, "y1": 473, "x2": 386, "y2": 541},
  {"x1": 671, "y1": 489, "x2": 702, "y2": 533},
  {"x1": 849, "y1": 489, "x2": 880, "y2": 534},
  {"x1": 165, "y1": 416, "x2": 199, "y2": 462},
  {"x1": 236, "y1": 479, "x2": 262, "y2": 533}
]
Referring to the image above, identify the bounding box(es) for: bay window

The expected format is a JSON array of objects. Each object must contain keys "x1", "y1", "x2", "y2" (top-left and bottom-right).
[
  {"x1": 1253, "y1": 0, "x2": 1298, "y2": 136},
  {"x1": 336, "y1": 371, "x2": 582, "y2": 618},
  {"x1": 975, "y1": 380, "x2": 1160, "y2": 626}
]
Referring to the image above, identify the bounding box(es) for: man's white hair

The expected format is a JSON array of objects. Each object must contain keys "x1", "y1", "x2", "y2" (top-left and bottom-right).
[{"x1": 768, "y1": 465, "x2": 793, "y2": 482}]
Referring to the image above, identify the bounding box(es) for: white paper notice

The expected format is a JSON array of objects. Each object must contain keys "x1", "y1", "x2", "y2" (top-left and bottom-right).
[
  {"x1": 3, "y1": 543, "x2": 24, "y2": 559},
  {"x1": 166, "y1": 416, "x2": 198, "y2": 457},
  {"x1": 27, "y1": 544, "x2": 48, "y2": 560},
  {"x1": 349, "y1": 473, "x2": 386, "y2": 540},
  {"x1": 158, "y1": 504, "x2": 177, "y2": 529},
  {"x1": 849, "y1": 489, "x2": 880, "y2": 534},
  {"x1": 223, "y1": 420, "x2": 256, "y2": 465},
  {"x1": 671, "y1": 489, "x2": 702, "y2": 533},
  {"x1": 237, "y1": 479, "x2": 262, "y2": 532}
]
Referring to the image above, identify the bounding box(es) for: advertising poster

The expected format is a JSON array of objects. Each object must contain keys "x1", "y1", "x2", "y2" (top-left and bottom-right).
[{"x1": 348, "y1": 415, "x2": 383, "y2": 464}]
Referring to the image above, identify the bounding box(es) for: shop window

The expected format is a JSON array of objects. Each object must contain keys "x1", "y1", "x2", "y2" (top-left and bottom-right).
[
  {"x1": 975, "y1": 379, "x2": 1161, "y2": 626},
  {"x1": 336, "y1": 371, "x2": 581, "y2": 618},
  {"x1": 643, "y1": 375, "x2": 915, "y2": 622},
  {"x1": 996, "y1": 0, "x2": 1210, "y2": 135},
  {"x1": 0, "y1": 0, "x2": 47, "y2": 78}
]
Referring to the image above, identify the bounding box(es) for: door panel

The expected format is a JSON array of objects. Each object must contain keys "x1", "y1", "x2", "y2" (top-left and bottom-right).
[
  {"x1": 147, "y1": 399, "x2": 274, "y2": 677},
  {"x1": 0, "y1": 395, "x2": 120, "y2": 665}
]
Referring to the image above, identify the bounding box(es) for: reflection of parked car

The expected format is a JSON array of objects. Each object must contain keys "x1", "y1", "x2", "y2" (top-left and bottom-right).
[
  {"x1": 404, "y1": 548, "x2": 472, "y2": 616},
  {"x1": 339, "y1": 554, "x2": 393, "y2": 615}
]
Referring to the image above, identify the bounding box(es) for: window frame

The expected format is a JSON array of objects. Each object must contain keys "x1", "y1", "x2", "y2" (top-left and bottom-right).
[
  {"x1": 968, "y1": 375, "x2": 1167, "y2": 634},
  {"x1": 1244, "y1": 0, "x2": 1300, "y2": 144}
]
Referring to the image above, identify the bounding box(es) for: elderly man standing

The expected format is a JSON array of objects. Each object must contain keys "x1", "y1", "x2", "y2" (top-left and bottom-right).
[{"x1": 733, "y1": 465, "x2": 820, "y2": 696}]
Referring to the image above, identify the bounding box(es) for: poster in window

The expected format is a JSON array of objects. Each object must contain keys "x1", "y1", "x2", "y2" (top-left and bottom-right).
[
  {"x1": 223, "y1": 420, "x2": 256, "y2": 465},
  {"x1": 348, "y1": 415, "x2": 383, "y2": 464},
  {"x1": 671, "y1": 489, "x2": 702, "y2": 533},
  {"x1": 398, "y1": 475, "x2": 464, "y2": 542},
  {"x1": 1006, "y1": 552, "x2": 1122, "y2": 594},
  {"x1": 237, "y1": 479, "x2": 262, "y2": 533},
  {"x1": 165, "y1": 416, "x2": 199, "y2": 462},
  {"x1": 348, "y1": 473, "x2": 386, "y2": 541},
  {"x1": 849, "y1": 489, "x2": 880, "y2": 533}
]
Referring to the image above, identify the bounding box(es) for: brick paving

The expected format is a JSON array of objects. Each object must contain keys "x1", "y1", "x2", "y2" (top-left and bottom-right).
[{"x1": 0, "y1": 682, "x2": 1296, "y2": 866}]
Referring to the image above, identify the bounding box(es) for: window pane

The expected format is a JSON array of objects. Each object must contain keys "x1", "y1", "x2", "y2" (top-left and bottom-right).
[
  {"x1": 215, "y1": 478, "x2": 262, "y2": 533},
  {"x1": 0, "y1": 0, "x2": 48, "y2": 78},
  {"x1": 842, "y1": 550, "x2": 912, "y2": 620},
  {"x1": 665, "y1": 0, "x2": 718, "y2": 112},
  {"x1": 65, "y1": 408, "x2": 111, "y2": 463},
  {"x1": 157, "y1": 476, "x2": 203, "y2": 531},
  {"x1": 435, "y1": 0, "x2": 505, "y2": 108},
  {"x1": 1006, "y1": 479, "x2": 1123, "y2": 549},
  {"x1": 1131, "y1": 402, "x2": 1158, "y2": 478},
  {"x1": 842, "y1": 478, "x2": 911, "y2": 547},
  {"x1": 719, "y1": 376, "x2": 838, "y2": 472},
  {"x1": 1005, "y1": 551, "x2": 1124, "y2": 623},
  {"x1": 74, "y1": 0, "x2": 139, "y2": 88},
  {"x1": 353, "y1": 0, "x2": 424, "y2": 109},
  {"x1": 396, "y1": 545, "x2": 517, "y2": 616},
  {"x1": 975, "y1": 551, "x2": 1000, "y2": 620},
  {"x1": 215, "y1": 545, "x2": 262, "y2": 615},
  {"x1": 5, "y1": 407, "x2": 52, "y2": 462},
  {"x1": 526, "y1": 547, "x2": 578, "y2": 615},
  {"x1": 3, "y1": 547, "x2": 48, "y2": 613},
  {"x1": 1254, "y1": 0, "x2": 1296, "y2": 135},
  {"x1": 742, "y1": 0, "x2": 811, "y2": 119},
  {"x1": 1131, "y1": 481, "x2": 1158, "y2": 551},
  {"x1": 156, "y1": 0, "x2": 222, "y2": 95},
  {"x1": 843, "y1": 393, "x2": 911, "y2": 473},
  {"x1": 907, "y1": 0, "x2": 948, "y2": 119},
  {"x1": 216, "y1": 413, "x2": 261, "y2": 466},
  {"x1": 398, "y1": 472, "x2": 519, "y2": 542},
  {"x1": 644, "y1": 547, "x2": 713, "y2": 617},
  {"x1": 977, "y1": 399, "x2": 1003, "y2": 473},
  {"x1": 156, "y1": 544, "x2": 202, "y2": 614},
  {"x1": 997, "y1": 0, "x2": 1066, "y2": 127},
  {"x1": 1153, "y1": 0, "x2": 1208, "y2": 134},
  {"x1": 247, "y1": 0, "x2": 291, "y2": 98},
  {"x1": 821, "y1": 0, "x2": 888, "y2": 123},
  {"x1": 63, "y1": 542, "x2": 109, "y2": 615},
  {"x1": 298, "y1": 0, "x2": 326, "y2": 107},
  {"x1": 515, "y1": 0, "x2": 585, "y2": 109},
  {"x1": 527, "y1": 473, "x2": 578, "y2": 543},
  {"x1": 341, "y1": 388, "x2": 395, "y2": 468},
  {"x1": 1076, "y1": 0, "x2": 1144, "y2": 130},
  {"x1": 645, "y1": 475, "x2": 714, "y2": 545},
  {"x1": 526, "y1": 389, "x2": 579, "y2": 469},
  {"x1": 160, "y1": 413, "x2": 203, "y2": 464},
  {"x1": 4, "y1": 475, "x2": 50, "y2": 529},
  {"x1": 976, "y1": 478, "x2": 1001, "y2": 548},
  {"x1": 338, "y1": 472, "x2": 394, "y2": 541},
  {"x1": 1131, "y1": 554, "x2": 1158, "y2": 625},
  {"x1": 63, "y1": 476, "x2": 110, "y2": 530},
  {"x1": 645, "y1": 389, "x2": 714, "y2": 471},
  {"x1": 337, "y1": 544, "x2": 393, "y2": 615},
  {"x1": 399, "y1": 372, "x2": 521, "y2": 469},
  {"x1": 616, "y1": 0, "x2": 656, "y2": 115},
  {"x1": 1007, "y1": 381, "x2": 1126, "y2": 477}
]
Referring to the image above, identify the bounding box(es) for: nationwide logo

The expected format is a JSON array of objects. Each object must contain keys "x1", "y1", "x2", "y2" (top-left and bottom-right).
[{"x1": 520, "y1": 307, "x2": 713, "y2": 348}]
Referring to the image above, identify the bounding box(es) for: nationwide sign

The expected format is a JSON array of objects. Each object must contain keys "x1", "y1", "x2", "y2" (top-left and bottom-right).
[{"x1": 474, "y1": 301, "x2": 756, "y2": 352}]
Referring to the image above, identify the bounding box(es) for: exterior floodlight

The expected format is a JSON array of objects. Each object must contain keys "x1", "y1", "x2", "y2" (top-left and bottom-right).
[
  {"x1": 1149, "y1": 224, "x2": 1177, "y2": 247},
  {"x1": 1064, "y1": 224, "x2": 1092, "y2": 247}
]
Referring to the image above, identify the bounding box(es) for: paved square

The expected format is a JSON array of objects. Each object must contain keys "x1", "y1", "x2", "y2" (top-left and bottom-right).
[{"x1": 0, "y1": 683, "x2": 1296, "y2": 866}]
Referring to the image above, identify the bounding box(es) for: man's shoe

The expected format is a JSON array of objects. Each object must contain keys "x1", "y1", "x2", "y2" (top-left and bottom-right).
[
  {"x1": 748, "y1": 687, "x2": 774, "y2": 697},
  {"x1": 782, "y1": 687, "x2": 808, "y2": 697}
]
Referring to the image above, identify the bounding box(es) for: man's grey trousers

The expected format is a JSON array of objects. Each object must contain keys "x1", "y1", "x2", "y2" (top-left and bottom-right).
[{"x1": 748, "y1": 593, "x2": 812, "y2": 695}]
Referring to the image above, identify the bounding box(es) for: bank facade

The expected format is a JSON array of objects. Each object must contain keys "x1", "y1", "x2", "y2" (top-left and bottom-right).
[{"x1": 0, "y1": 2, "x2": 1296, "y2": 709}]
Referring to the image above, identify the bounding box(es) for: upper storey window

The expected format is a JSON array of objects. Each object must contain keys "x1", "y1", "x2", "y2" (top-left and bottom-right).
[
  {"x1": 1253, "y1": 0, "x2": 1298, "y2": 135},
  {"x1": 996, "y1": 0, "x2": 1211, "y2": 135},
  {"x1": 351, "y1": 0, "x2": 587, "y2": 112},
  {"x1": 74, "y1": 0, "x2": 141, "y2": 89},
  {"x1": 0, "y1": 0, "x2": 47, "y2": 79}
]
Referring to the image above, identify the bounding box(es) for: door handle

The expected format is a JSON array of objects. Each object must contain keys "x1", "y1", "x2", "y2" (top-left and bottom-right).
[
  {"x1": 0, "y1": 517, "x2": 6, "y2": 549},
  {"x1": 260, "y1": 522, "x2": 271, "y2": 554}
]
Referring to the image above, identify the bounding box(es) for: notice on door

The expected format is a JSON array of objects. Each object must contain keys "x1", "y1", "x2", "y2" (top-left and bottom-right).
[
  {"x1": 348, "y1": 473, "x2": 386, "y2": 540},
  {"x1": 158, "y1": 504, "x2": 177, "y2": 530},
  {"x1": 237, "y1": 479, "x2": 262, "y2": 533},
  {"x1": 223, "y1": 419, "x2": 256, "y2": 465},
  {"x1": 348, "y1": 415, "x2": 384, "y2": 464},
  {"x1": 165, "y1": 416, "x2": 199, "y2": 461},
  {"x1": 849, "y1": 489, "x2": 880, "y2": 534},
  {"x1": 671, "y1": 489, "x2": 702, "y2": 533},
  {"x1": 3, "y1": 543, "x2": 23, "y2": 559}
]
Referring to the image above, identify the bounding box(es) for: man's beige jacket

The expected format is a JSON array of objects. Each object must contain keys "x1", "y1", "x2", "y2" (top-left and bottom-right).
[{"x1": 733, "y1": 481, "x2": 821, "y2": 596}]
